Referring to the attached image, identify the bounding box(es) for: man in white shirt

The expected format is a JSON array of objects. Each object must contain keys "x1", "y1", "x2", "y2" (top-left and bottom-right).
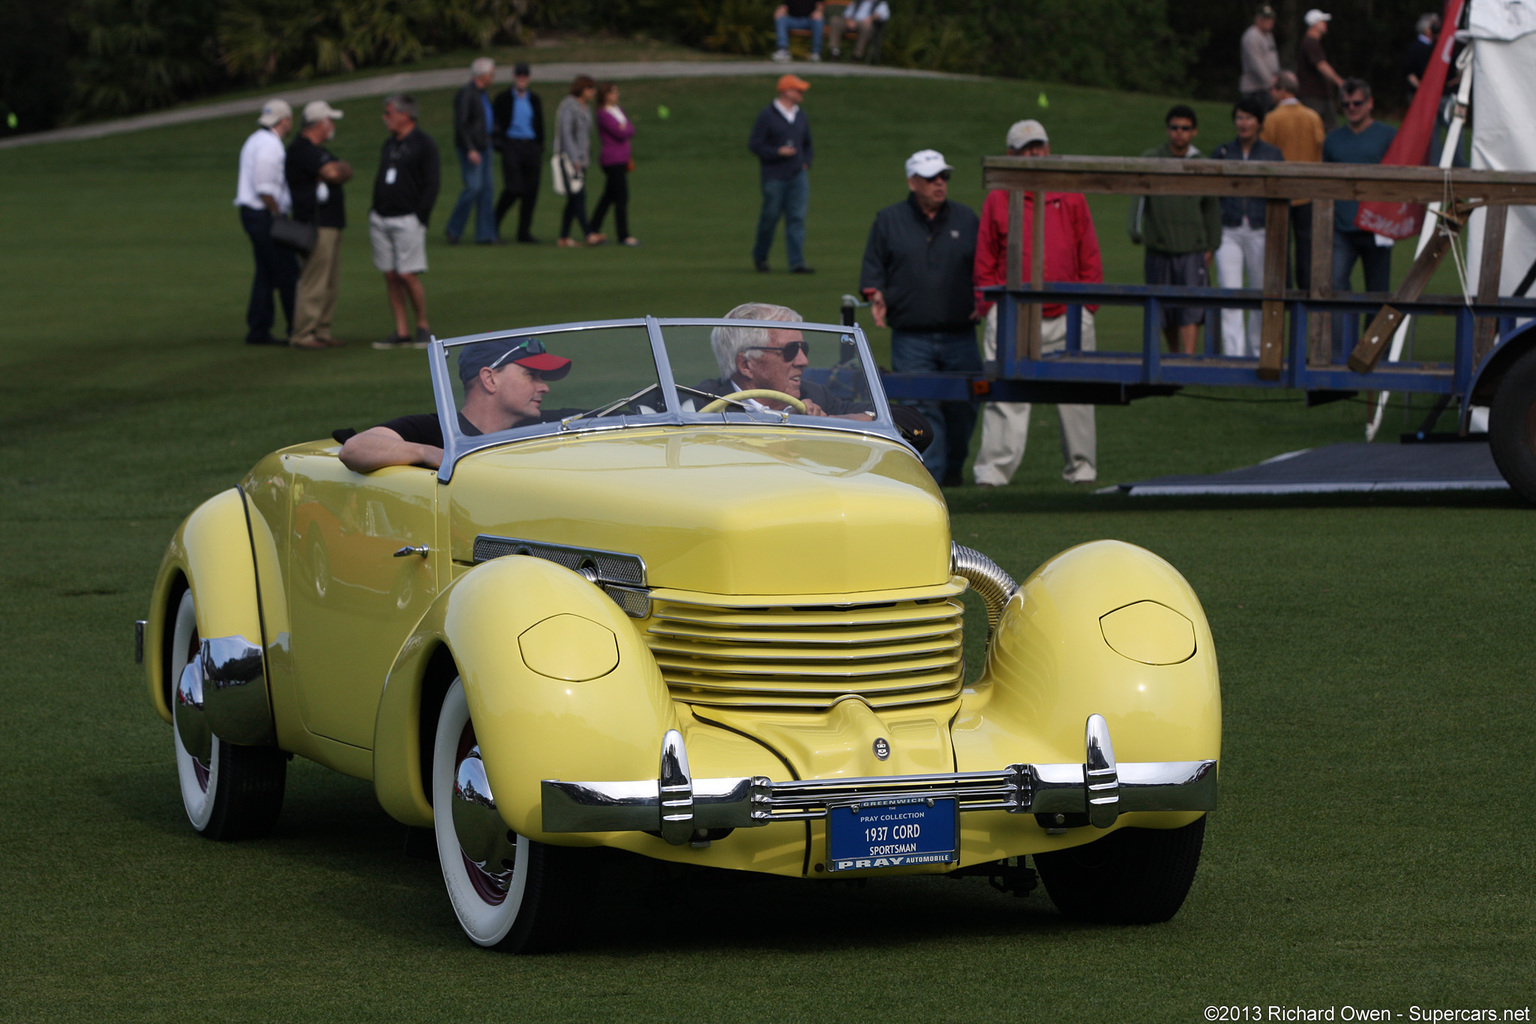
[{"x1": 235, "y1": 98, "x2": 299, "y2": 346}]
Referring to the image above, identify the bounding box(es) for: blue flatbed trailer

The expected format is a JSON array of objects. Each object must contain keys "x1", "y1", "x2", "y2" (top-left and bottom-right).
[{"x1": 876, "y1": 156, "x2": 1536, "y2": 501}]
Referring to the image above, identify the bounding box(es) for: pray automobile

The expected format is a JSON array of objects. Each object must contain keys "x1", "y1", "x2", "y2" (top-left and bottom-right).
[{"x1": 137, "y1": 315, "x2": 1221, "y2": 951}]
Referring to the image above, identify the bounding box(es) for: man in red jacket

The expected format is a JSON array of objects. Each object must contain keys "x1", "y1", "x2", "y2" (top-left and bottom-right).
[{"x1": 972, "y1": 119, "x2": 1102, "y2": 486}]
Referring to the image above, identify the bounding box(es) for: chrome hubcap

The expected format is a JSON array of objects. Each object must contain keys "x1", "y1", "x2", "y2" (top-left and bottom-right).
[
  {"x1": 174, "y1": 650, "x2": 212, "y2": 765},
  {"x1": 451, "y1": 734, "x2": 518, "y2": 900}
]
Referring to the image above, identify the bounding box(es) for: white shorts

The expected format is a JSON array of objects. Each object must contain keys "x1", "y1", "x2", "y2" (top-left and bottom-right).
[{"x1": 369, "y1": 211, "x2": 428, "y2": 275}]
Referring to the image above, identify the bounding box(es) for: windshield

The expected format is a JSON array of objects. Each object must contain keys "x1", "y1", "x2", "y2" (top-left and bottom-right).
[{"x1": 428, "y1": 317, "x2": 894, "y2": 479}]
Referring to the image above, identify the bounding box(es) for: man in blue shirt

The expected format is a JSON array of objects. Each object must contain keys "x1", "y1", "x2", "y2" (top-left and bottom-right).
[
  {"x1": 492, "y1": 63, "x2": 546, "y2": 244},
  {"x1": 1323, "y1": 78, "x2": 1396, "y2": 360},
  {"x1": 445, "y1": 57, "x2": 498, "y2": 245}
]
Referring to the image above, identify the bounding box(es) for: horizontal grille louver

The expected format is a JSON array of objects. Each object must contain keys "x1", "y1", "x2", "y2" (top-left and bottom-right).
[{"x1": 644, "y1": 595, "x2": 966, "y2": 709}]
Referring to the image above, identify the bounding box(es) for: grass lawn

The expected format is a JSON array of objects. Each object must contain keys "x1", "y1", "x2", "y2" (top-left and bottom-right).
[{"x1": 1, "y1": 64, "x2": 1531, "y2": 1023}]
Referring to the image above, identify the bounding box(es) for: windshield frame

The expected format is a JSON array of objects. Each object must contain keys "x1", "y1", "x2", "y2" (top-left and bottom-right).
[{"x1": 429, "y1": 315, "x2": 900, "y2": 481}]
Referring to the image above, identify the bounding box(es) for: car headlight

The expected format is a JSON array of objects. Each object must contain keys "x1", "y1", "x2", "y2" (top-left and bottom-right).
[
  {"x1": 518, "y1": 614, "x2": 620, "y2": 681},
  {"x1": 1098, "y1": 600, "x2": 1196, "y2": 666}
]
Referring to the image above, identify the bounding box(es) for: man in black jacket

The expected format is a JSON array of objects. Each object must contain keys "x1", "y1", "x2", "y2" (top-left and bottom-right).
[
  {"x1": 491, "y1": 62, "x2": 545, "y2": 244},
  {"x1": 860, "y1": 149, "x2": 981, "y2": 486},
  {"x1": 445, "y1": 57, "x2": 497, "y2": 245},
  {"x1": 369, "y1": 94, "x2": 440, "y2": 349}
]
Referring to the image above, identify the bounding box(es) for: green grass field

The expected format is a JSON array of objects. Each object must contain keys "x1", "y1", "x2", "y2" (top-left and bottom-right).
[{"x1": 1, "y1": 62, "x2": 1532, "y2": 1023}]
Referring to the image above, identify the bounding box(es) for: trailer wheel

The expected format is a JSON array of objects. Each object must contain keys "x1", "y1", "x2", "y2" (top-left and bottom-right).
[{"x1": 1489, "y1": 346, "x2": 1536, "y2": 506}]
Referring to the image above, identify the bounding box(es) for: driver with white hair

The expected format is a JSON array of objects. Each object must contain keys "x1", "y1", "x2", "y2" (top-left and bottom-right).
[{"x1": 697, "y1": 302, "x2": 874, "y2": 419}]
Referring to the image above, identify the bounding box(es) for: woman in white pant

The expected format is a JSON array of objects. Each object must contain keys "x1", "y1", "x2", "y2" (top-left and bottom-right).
[{"x1": 1211, "y1": 96, "x2": 1284, "y2": 357}]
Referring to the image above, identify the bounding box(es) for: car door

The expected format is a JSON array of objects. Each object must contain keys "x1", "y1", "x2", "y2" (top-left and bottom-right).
[{"x1": 287, "y1": 458, "x2": 440, "y2": 752}]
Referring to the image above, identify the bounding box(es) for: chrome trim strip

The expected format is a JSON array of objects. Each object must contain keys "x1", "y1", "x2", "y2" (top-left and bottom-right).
[
  {"x1": 541, "y1": 716, "x2": 1215, "y2": 836},
  {"x1": 134, "y1": 619, "x2": 146, "y2": 665}
]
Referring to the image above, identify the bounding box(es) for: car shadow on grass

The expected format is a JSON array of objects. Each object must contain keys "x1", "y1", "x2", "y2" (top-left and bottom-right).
[{"x1": 104, "y1": 760, "x2": 1079, "y2": 952}]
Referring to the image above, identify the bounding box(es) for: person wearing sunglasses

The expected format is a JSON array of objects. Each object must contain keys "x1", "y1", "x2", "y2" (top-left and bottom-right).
[
  {"x1": 1127, "y1": 105, "x2": 1222, "y2": 355},
  {"x1": 1323, "y1": 78, "x2": 1396, "y2": 362},
  {"x1": 859, "y1": 150, "x2": 982, "y2": 485},
  {"x1": 339, "y1": 336, "x2": 573, "y2": 472},
  {"x1": 699, "y1": 302, "x2": 874, "y2": 419}
]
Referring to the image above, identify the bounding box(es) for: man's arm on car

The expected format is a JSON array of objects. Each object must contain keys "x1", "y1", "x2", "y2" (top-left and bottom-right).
[{"x1": 339, "y1": 426, "x2": 443, "y2": 472}]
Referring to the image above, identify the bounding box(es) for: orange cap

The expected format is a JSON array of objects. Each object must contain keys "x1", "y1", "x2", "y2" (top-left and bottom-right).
[{"x1": 776, "y1": 74, "x2": 811, "y2": 93}]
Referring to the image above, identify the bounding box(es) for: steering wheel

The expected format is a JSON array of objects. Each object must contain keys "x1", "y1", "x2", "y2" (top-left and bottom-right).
[{"x1": 699, "y1": 389, "x2": 807, "y2": 414}]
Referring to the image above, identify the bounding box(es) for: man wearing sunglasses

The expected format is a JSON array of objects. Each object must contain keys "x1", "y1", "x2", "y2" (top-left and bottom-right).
[
  {"x1": 860, "y1": 149, "x2": 982, "y2": 485},
  {"x1": 1323, "y1": 79, "x2": 1396, "y2": 361},
  {"x1": 339, "y1": 336, "x2": 572, "y2": 472},
  {"x1": 699, "y1": 302, "x2": 874, "y2": 418}
]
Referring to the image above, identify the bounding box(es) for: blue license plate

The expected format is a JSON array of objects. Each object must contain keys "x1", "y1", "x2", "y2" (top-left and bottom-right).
[{"x1": 826, "y1": 798, "x2": 957, "y2": 872}]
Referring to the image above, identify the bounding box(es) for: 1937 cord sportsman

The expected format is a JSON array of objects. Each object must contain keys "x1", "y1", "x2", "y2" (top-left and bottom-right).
[{"x1": 137, "y1": 315, "x2": 1220, "y2": 951}]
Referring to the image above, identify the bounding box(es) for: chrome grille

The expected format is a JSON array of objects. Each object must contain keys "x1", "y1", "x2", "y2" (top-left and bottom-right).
[{"x1": 644, "y1": 591, "x2": 966, "y2": 709}]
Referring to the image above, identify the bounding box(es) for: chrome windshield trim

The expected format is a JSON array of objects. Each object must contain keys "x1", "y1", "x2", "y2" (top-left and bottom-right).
[
  {"x1": 431, "y1": 318, "x2": 899, "y2": 481},
  {"x1": 542, "y1": 715, "x2": 1216, "y2": 842}
]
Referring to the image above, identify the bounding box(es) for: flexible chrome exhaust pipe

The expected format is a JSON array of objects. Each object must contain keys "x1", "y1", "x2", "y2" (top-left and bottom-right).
[{"x1": 951, "y1": 543, "x2": 1019, "y2": 635}]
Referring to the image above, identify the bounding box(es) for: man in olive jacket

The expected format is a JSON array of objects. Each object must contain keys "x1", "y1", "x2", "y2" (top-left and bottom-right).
[{"x1": 1128, "y1": 105, "x2": 1222, "y2": 354}]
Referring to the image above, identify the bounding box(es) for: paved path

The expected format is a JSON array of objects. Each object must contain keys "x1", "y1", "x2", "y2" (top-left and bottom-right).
[{"x1": 0, "y1": 60, "x2": 973, "y2": 151}]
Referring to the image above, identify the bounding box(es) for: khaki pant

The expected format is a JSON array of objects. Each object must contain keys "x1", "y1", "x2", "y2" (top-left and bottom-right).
[
  {"x1": 973, "y1": 306, "x2": 1098, "y2": 485},
  {"x1": 292, "y1": 226, "x2": 342, "y2": 345}
]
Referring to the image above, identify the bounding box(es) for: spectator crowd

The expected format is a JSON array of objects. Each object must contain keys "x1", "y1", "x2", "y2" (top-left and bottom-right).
[{"x1": 233, "y1": 3, "x2": 1448, "y2": 485}]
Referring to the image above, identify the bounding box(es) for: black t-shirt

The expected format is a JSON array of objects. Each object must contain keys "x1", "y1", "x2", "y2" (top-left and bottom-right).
[
  {"x1": 287, "y1": 135, "x2": 346, "y2": 229},
  {"x1": 371, "y1": 127, "x2": 441, "y2": 226}
]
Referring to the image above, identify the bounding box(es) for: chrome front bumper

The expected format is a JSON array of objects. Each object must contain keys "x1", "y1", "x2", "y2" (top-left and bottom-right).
[{"x1": 542, "y1": 713, "x2": 1217, "y2": 845}]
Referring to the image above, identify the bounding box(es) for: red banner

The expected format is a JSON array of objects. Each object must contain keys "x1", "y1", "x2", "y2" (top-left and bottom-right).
[{"x1": 1355, "y1": 0, "x2": 1466, "y2": 238}]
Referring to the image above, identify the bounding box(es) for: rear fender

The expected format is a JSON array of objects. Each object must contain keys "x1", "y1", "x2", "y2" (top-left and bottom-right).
[
  {"x1": 956, "y1": 540, "x2": 1221, "y2": 780},
  {"x1": 143, "y1": 488, "x2": 275, "y2": 744},
  {"x1": 373, "y1": 555, "x2": 680, "y2": 836}
]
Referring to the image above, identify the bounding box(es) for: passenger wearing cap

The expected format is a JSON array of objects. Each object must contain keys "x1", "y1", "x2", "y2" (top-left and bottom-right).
[
  {"x1": 1298, "y1": 9, "x2": 1344, "y2": 130},
  {"x1": 1239, "y1": 5, "x2": 1280, "y2": 110},
  {"x1": 749, "y1": 75, "x2": 816, "y2": 274},
  {"x1": 234, "y1": 98, "x2": 299, "y2": 346},
  {"x1": 338, "y1": 338, "x2": 572, "y2": 472},
  {"x1": 859, "y1": 149, "x2": 981, "y2": 486},
  {"x1": 286, "y1": 100, "x2": 354, "y2": 350},
  {"x1": 972, "y1": 120, "x2": 1102, "y2": 486}
]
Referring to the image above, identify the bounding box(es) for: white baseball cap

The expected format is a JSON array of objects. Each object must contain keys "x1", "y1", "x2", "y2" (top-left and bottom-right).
[
  {"x1": 302, "y1": 100, "x2": 344, "y2": 124},
  {"x1": 1304, "y1": 9, "x2": 1332, "y2": 26},
  {"x1": 905, "y1": 149, "x2": 952, "y2": 179},
  {"x1": 256, "y1": 98, "x2": 292, "y2": 127},
  {"x1": 1006, "y1": 119, "x2": 1049, "y2": 150}
]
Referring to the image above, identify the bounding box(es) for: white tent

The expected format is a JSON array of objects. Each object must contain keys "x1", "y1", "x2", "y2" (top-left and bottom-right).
[{"x1": 1466, "y1": 0, "x2": 1536, "y2": 298}]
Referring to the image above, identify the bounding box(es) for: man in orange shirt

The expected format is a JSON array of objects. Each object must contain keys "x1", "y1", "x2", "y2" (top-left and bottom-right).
[
  {"x1": 1261, "y1": 71, "x2": 1326, "y2": 289},
  {"x1": 971, "y1": 119, "x2": 1102, "y2": 486}
]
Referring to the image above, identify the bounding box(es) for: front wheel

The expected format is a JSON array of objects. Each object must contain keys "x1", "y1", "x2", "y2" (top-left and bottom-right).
[
  {"x1": 432, "y1": 679, "x2": 569, "y2": 951},
  {"x1": 1033, "y1": 816, "x2": 1206, "y2": 924},
  {"x1": 1489, "y1": 345, "x2": 1536, "y2": 505},
  {"x1": 169, "y1": 589, "x2": 286, "y2": 840}
]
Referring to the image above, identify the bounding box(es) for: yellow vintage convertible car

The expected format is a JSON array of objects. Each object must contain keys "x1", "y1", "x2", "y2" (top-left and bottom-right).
[{"x1": 138, "y1": 313, "x2": 1220, "y2": 951}]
